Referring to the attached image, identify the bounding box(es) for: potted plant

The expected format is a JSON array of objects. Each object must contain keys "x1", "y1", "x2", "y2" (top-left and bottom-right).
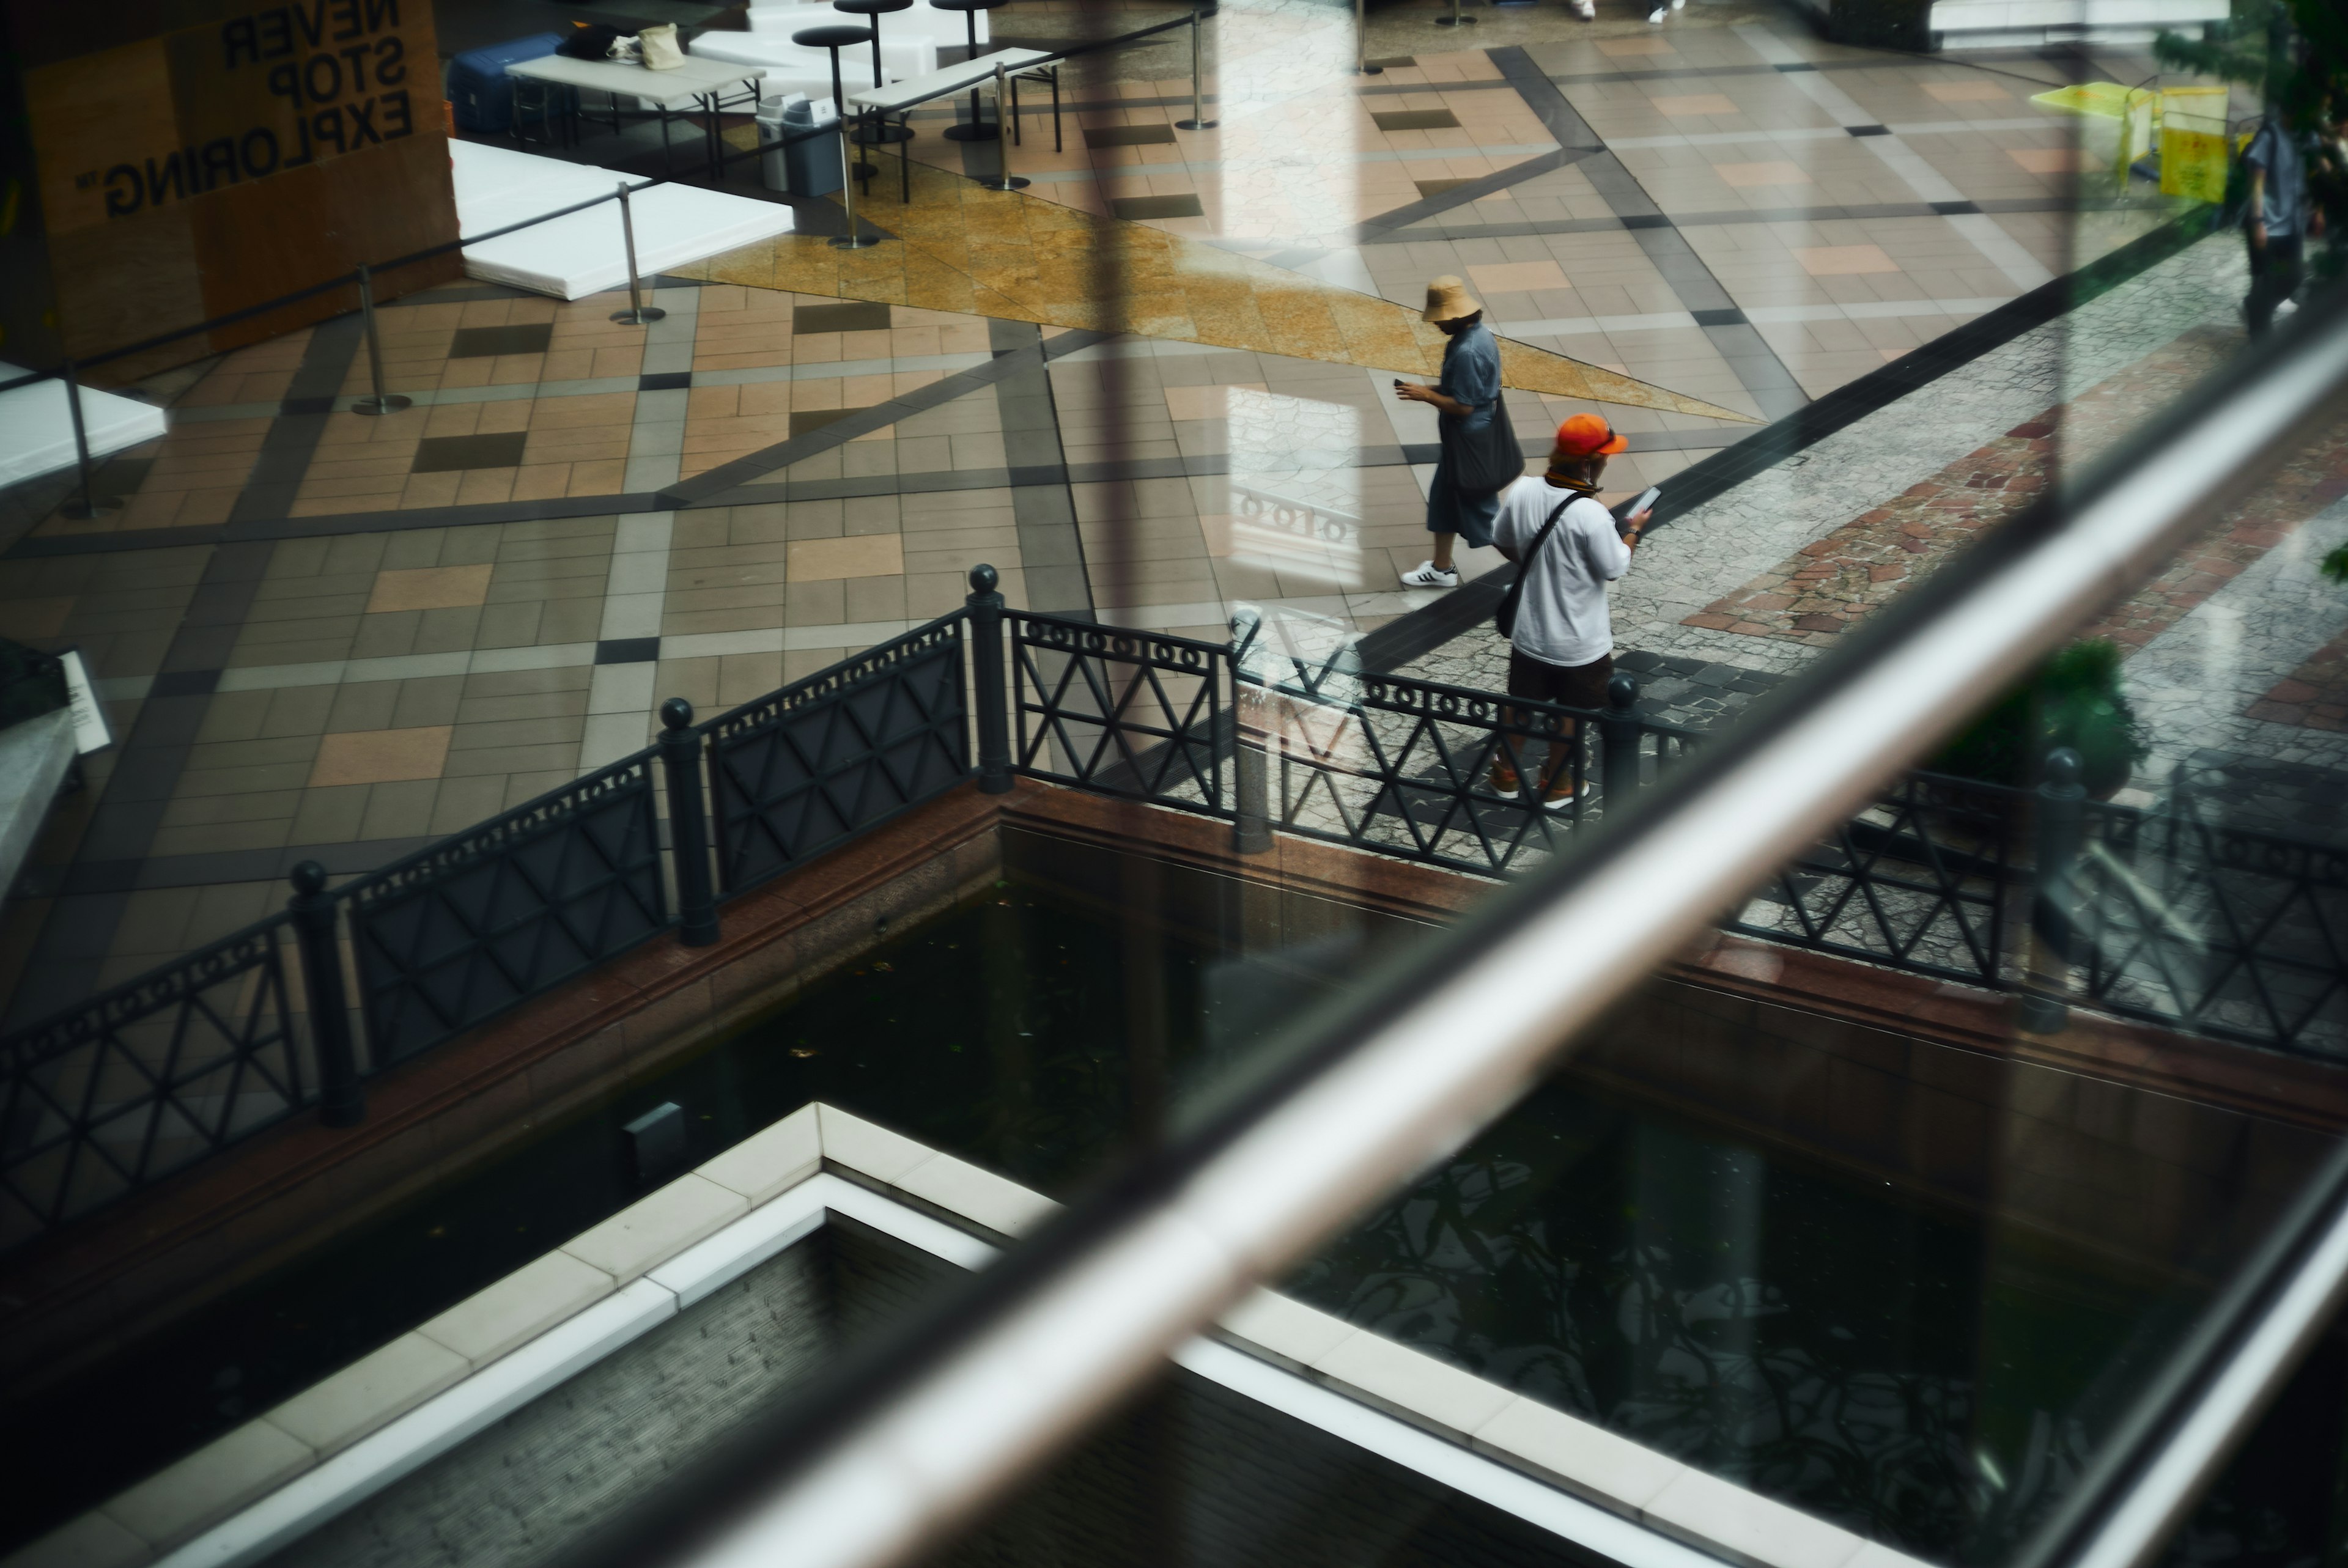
[{"x1": 1930, "y1": 639, "x2": 2149, "y2": 799}]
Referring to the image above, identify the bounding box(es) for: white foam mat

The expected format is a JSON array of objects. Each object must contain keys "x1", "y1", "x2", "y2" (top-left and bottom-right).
[
  {"x1": 450, "y1": 141, "x2": 795, "y2": 301},
  {"x1": 0, "y1": 363, "x2": 169, "y2": 490}
]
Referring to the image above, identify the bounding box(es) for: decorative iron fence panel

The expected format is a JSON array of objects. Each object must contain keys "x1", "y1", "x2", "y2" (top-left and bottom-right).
[
  {"x1": 1729, "y1": 772, "x2": 2016, "y2": 988},
  {"x1": 1244, "y1": 663, "x2": 1593, "y2": 877},
  {"x1": 2074, "y1": 801, "x2": 2348, "y2": 1059},
  {"x1": 706, "y1": 614, "x2": 970, "y2": 895},
  {"x1": 0, "y1": 915, "x2": 305, "y2": 1250},
  {"x1": 1010, "y1": 613, "x2": 1227, "y2": 814},
  {"x1": 345, "y1": 752, "x2": 669, "y2": 1066}
]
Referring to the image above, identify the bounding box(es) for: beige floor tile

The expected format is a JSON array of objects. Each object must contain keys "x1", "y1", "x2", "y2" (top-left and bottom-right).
[
  {"x1": 786, "y1": 535, "x2": 906, "y2": 580},
  {"x1": 364, "y1": 564, "x2": 496, "y2": 614},
  {"x1": 308, "y1": 726, "x2": 455, "y2": 788},
  {"x1": 1791, "y1": 244, "x2": 1902, "y2": 276}
]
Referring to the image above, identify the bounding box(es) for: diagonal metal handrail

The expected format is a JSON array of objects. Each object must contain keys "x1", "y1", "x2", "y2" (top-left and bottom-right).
[{"x1": 563, "y1": 188, "x2": 2348, "y2": 1568}]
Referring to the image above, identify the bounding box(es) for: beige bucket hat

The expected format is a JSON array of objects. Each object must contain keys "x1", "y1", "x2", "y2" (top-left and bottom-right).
[{"x1": 1422, "y1": 275, "x2": 1482, "y2": 323}]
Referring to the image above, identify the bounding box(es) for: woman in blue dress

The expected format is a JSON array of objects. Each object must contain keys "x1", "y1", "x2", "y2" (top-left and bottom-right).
[{"x1": 1395, "y1": 274, "x2": 1503, "y2": 590}]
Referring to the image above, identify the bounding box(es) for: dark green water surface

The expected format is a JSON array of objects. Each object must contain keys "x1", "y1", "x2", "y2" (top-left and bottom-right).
[{"x1": 5, "y1": 831, "x2": 2339, "y2": 1567}]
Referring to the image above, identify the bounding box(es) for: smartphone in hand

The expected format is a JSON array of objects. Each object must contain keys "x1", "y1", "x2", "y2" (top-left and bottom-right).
[{"x1": 1618, "y1": 486, "x2": 1661, "y2": 535}]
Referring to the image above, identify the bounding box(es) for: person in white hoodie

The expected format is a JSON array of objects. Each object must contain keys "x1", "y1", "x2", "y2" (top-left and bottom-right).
[{"x1": 1487, "y1": 413, "x2": 1653, "y2": 808}]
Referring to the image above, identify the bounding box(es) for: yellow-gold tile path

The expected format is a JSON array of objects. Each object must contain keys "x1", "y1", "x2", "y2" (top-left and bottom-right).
[{"x1": 676, "y1": 157, "x2": 1755, "y2": 424}]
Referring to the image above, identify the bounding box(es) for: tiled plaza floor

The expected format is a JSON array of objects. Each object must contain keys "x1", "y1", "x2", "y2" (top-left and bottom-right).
[{"x1": 0, "y1": 0, "x2": 2255, "y2": 1025}]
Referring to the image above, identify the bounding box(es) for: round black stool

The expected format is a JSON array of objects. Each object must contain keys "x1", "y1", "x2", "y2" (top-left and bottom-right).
[
  {"x1": 792, "y1": 23, "x2": 880, "y2": 187},
  {"x1": 930, "y1": 0, "x2": 1008, "y2": 142},
  {"x1": 836, "y1": 0, "x2": 915, "y2": 149}
]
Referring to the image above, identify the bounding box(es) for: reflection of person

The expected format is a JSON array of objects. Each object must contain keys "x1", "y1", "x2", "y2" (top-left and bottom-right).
[
  {"x1": 2244, "y1": 113, "x2": 2313, "y2": 336},
  {"x1": 1488, "y1": 414, "x2": 1653, "y2": 808},
  {"x1": 1396, "y1": 276, "x2": 1504, "y2": 591}
]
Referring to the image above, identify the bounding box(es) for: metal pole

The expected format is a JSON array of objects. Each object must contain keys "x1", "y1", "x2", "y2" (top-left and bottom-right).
[
  {"x1": 352, "y1": 263, "x2": 413, "y2": 416},
  {"x1": 659, "y1": 698, "x2": 722, "y2": 946},
  {"x1": 1356, "y1": 0, "x2": 1383, "y2": 74},
  {"x1": 967, "y1": 565, "x2": 1013, "y2": 792},
  {"x1": 1435, "y1": 0, "x2": 1475, "y2": 24},
  {"x1": 1599, "y1": 671, "x2": 1641, "y2": 810},
  {"x1": 56, "y1": 361, "x2": 118, "y2": 519},
  {"x1": 2020, "y1": 746, "x2": 2084, "y2": 1032},
  {"x1": 287, "y1": 861, "x2": 364, "y2": 1128},
  {"x1": 980, "y1": 63, "x2": 1030, "y2": 191},
  {"x1": 830, "y1": 105, "x2": 880, "y2": 249},
  {"x1": 1176, "y1": 2, "x2": 1216, "y2": 130},
  {"x1": 611, "y1": 183, "x2": 670, "y2": 324}
]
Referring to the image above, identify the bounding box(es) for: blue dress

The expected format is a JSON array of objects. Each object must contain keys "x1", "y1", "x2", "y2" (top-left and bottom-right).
[{"x1": 1426, "y1": 321, "x2": 1504, "y2": 550}]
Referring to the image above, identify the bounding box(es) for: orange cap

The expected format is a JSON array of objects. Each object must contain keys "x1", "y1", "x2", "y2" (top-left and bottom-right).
[{"x1": 1554, "y1": 414, "x2": 1628, "y2": 457}]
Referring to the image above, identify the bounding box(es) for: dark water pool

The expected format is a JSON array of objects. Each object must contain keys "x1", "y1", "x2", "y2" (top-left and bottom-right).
[{"x1": 6, "y1": 829, "x2": 2339, "y2": 1567}]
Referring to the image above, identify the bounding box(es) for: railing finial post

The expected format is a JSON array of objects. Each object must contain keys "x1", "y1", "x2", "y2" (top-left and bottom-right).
[
  {"x1": 2021, "y1": 746, "x2": 2084, "y2": 1032},
  {"x1": 660, "y1": 698, "x2": 722, "y2": 946},
  {"x1": 287, "y1": 860, "x2": 364, "y2": 1128},
  {"x1": 967, "y1": 565, "x2": 1013, "y2": 794},
  {"x1": 1600, "y1": 672, "x2": 1641, "y2": 811}
]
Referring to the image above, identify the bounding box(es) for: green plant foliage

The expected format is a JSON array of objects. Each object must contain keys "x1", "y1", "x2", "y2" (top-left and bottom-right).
[
  {"x1": 2323, "y1": 542, "x2": 2348, "y2": 584},
  {"x1": 1930, "y1": 639, "x2": 2150, "y2": 796},
  {"x1": 2154, "y1": 0, "x2": 2348, "y2": 128}
]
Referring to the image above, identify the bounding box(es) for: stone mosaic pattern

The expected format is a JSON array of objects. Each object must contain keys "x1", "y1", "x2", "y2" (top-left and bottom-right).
[
  {"x1": 1603, "y1": 234, "x2": 2253, "y2": 676},
  {"x1": 1687, "y1": 330, "x2": 2232, "y2": 644},
  {"x1": 2250, "y1": 632, "x2": 2348, "y2": 734}
]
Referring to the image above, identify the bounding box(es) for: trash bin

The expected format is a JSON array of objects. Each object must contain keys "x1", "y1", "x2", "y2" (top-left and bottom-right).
[
  {"x1": 758, "y1": 97, "x2": 844, "y2": 197},
  {"x1": 449, "y1": 34, "x2": 565, "y2": 134}
]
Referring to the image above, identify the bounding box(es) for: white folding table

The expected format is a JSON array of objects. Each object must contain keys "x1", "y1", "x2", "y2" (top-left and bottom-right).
[
  {"x1": 848, "y1": 47, "x2": 1058, "y2": 199},
  {"x1": 504, "y1": 54, "x2": 767, "y2": 179}
]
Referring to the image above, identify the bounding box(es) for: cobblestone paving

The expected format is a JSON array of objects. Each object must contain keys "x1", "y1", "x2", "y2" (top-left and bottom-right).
[
  {"x1": 1689, "y1": 329, "x2": 2234, "y2": 646},
  {"x1": 1601, "y1": 233, "x2": 2251, "y2": 678},
  {"x1": 2253, "y1": 632, "x2": 2348, "y2": 734}
]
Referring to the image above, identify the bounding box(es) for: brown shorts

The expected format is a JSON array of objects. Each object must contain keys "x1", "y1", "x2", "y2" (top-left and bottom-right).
[{"x1": 1507, "y1": 647, "x2": 1612, "y2": 712}]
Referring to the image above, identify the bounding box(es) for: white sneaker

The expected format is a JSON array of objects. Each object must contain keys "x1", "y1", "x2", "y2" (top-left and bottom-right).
[
  {"x1": 1647, "y1": 6, "x2": 1666, "y2": 20},
  {"x1": 1575, "y1": 0, "x2": 1594, "y2": 16},
  {"x1": 1400, "y1": 561, "x2": 1461, "y2": 589}
]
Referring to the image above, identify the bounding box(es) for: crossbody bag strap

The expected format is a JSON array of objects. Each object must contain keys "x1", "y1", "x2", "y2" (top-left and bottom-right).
[{"x1": 1495, "y1": 495, "x2": 1577, "y2": 638}]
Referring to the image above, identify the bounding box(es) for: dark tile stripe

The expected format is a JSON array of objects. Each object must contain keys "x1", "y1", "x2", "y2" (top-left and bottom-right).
[
  {"x1": 5, "y1": 320, "x2": 363, "y2": 1026},
  {"x1": 660, "y1": 328, "x2": 1110, "y2": 505},
  {"x1": 1492, "y1": 44, "x2": 1807, "y2": 421},
  {"x1": 1359, "y1": 194, "x2": 2123, "y2": 246},
  {"x1": 17, "y1": 836, "x2": 448, "y2": 899},
  {"x1": 990, "y1": 317, "x2": 1095, "y2": 617}
]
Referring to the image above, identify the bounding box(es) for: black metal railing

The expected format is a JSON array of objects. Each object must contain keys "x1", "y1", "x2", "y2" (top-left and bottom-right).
[
  {"x1": 706, "y1": 616, "x2": 970, "y2": 897},
  {"x1": 344, "y1": 751, "x2": 670, "y2": 1069},
  {"x1": 1010, "y1": 611, "x2": 1225, "y2": 812},
  {"x1": 0, "y1": 914, "x2": 307, "y2": 1246},
  {"x1": 8, "y1": 565, "x2": 2348, "y2": 1252}
]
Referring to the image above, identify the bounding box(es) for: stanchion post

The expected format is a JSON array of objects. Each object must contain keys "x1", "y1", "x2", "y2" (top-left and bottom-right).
[
  {"x1": 830, "y1": 108, "x2": 881, "y2": 249},
  {"x1": 1356, "y1": 0, "x2": 1382, "y2": 74},
  {"x1": 56, "y1": 361, "x2": 119, "y2": 519},
  {"x1": 968, "y1": 565, "x2": 1013, "y2": 793},
  {"x1": 659, "y1": 698, "x2": 722, "y2": 946},
  {"x1": 352, "y1": 263, "x2": 413, "y2": 416},
  {"x1": 2020, "y1": 746, "x2": 2084, "y2": 1032},
  {"x1": 287, "y1": 861, "x2": 364, "y2": 1128},
  {"x1": 1434, "y1": 0, "x2": 1476, "y2": 24},
  {"x1": 981, "y1": 63, "x2": 1032, "y2": 191},
  {"x1": 610, "y1": 183, "x2": 670, "y2": 325},
  {"x1": 1176, "y1": 2, "x2": 1217, "y2": 130},
  {"x1": 1599, "y1": 672, "x2": 1641, "y2": 811}
]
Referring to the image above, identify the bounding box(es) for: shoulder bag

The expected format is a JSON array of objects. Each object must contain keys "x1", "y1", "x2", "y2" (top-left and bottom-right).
[
  {"x1": 1439, "y1": 388, "x2": 1526, "y2": 496},
  {"x1": 1494, "y1": 495, "x2": 1575, "y2": 640}
]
